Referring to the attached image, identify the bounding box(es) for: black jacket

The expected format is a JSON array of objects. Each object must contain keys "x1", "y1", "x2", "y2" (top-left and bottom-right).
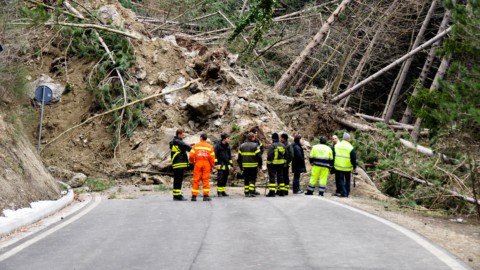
[
  {"x1": 170, "y1": 136, "x2": 192, "y2": 169},
  {"x1": 214, "y1": 141, "x2": 232, "y2": 170},
  {"x1": 238, "y1": 140, "x2": 262, "y2": 169},
  {"x1": 292, "y1": 142, "x2": 306, "y2": 173}
]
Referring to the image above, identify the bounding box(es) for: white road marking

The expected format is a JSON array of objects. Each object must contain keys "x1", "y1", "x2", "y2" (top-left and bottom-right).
[
  {"x1": 321, "y1": 197, "x2": 471, "y2": 270},
  {"x1": 0, "y1": 195, "x2": 101, "y2": 262}
]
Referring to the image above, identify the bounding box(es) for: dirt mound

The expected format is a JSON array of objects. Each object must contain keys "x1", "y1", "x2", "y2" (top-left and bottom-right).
[{"x1": 20, "y1": 1, "x2": 384, "y2": 203}]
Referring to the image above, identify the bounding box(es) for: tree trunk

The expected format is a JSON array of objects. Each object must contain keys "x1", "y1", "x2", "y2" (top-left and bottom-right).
[
  {"x1": 330, "y1": 26, "x2": 452, "y2": 104},
  {"x1": 399, "y1": 139, "x2": 434, "y2": 156},
  {"x1": 273, "y1": 0, "x2": 351, "y2": 94},
  {"x1": 383, "y1": 0, "x2": 438, "y2": 124},
  {"x1": 401, "y1": 9, "x2": 452, "y2": 124},
  {"x1": 411, "y1": 55, "x2": 451, "y2": 142},
  {"x1": 390, "y1": 169, "x2": 480, "y2": 206},
  {"x1": 341, "y1": 0, "x2": 399, "y2": 107}
]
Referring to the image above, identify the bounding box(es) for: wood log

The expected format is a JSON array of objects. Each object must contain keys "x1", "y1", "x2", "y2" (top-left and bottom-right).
[
  {"x1": 219, "y1": 99, "x2": 230, "y2": 116},
  {"x1": 389, "y1": 169, "x2": 480, "y2": 206},
  {"x1": 334, "y1": 116, "x2": 378, "y2": 132},
  {"x1": 331, "y1": 27, "x2": 452, "y2": 103},
  {"x1": 399, "y1": 139, "x2": 433, "y2": 156}
]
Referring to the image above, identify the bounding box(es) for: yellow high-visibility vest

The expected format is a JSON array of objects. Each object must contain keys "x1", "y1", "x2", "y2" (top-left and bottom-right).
[{"x1": 334, "y1": 140, "x2": 353, "y2": 172}]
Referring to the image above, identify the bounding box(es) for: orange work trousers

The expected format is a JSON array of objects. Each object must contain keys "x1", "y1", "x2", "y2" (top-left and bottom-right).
[{"x1": 192, "y1": 161, "x2": 211, "y2": 196}]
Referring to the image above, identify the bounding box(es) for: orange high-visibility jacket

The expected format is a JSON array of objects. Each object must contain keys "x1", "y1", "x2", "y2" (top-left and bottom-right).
[{"x1": 189, "y1": 140, "x2": 215, "y2": 167}]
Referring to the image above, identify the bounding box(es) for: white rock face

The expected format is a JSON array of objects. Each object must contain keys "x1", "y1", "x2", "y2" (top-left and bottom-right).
[
  {"x1": 30, "y1": 74, "x2": 64, "y2": 104},
  {"x1": 185, "y1": 90, "x2": 218, "y2": 116}
]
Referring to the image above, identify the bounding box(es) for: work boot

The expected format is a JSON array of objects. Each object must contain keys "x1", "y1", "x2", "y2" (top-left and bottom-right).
[
  {"x1": 249, "y1": 190, "x2": 256, "y2": 197},
  {"x1": 305, "y1": 190, "x2": 313, "y2": 195},
  {"x1": 191, "y1": 196, "x2": 197, "y2": 201},
  {"x1": 279, "y1": 190, "x2": 285, "y2": 197},
  {"x1": 203, "y1": 195, "x2": 212, "y2": 201},
  {"x1": 173, "y1": 195, "x2": 187, "y2": 201},
  {"x1": 254, "y1": 190, "x2": 261, "y2": 195},
  {"x1": 266, "y1": 190, "x2": 275, "y2": 197},
  {"x1": 319, "y1": 192, "x2": 324, "y2": 197},
  {"x1": 285, "y1": 190, "x2": 289, "y2": 196},
  {"x1": 222, "y1": 192, "x2": 229, "y2": 197},
  {"x1": 217, "y1": 192, "x2": 223, "y2": 197}
]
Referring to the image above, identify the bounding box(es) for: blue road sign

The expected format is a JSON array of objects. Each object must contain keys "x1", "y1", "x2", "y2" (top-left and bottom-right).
[{"x1": 35, "y1": 85, "x2": 53, "y2": 103}]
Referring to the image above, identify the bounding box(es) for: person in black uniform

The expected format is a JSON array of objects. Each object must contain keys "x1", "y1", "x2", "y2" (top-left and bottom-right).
[
  {"x1": 169, "y1": 128, "x2": 192, "y2": 201},
  {"x1": 238, "y1": 132, "x2": 263, "y2": 197},
  {"x1": 214, "y1": 133, "x2": 233, "y2": 197}
]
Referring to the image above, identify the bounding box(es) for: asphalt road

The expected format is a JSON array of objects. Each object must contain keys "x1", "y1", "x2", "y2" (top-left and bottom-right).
[{"x1": 0, "y1": 194, "x2": 470, "y2": 270}]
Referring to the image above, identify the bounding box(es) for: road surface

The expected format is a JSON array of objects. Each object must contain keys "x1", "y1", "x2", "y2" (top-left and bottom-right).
[{"x1": 0, "y1": 193, "x2": 470, "y2": 270}]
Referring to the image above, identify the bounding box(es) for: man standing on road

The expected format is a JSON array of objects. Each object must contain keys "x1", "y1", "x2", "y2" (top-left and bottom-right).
[
  {"x1": 333, "y1": 132, "x2": 357, "y2": 198},
  {"x1": 238, "y1": 132, "x2": 262, "y2": 197},
  {"x1": 292, "y1": 135, "x2": 306, "y2": 194},
  {"x1": 280, "y1": 133, "x2": 292, "y2": 195},
  {"x1": 214, "y1": 133, "x2": 233, "y2": 197},
  {"x1": 331, "y1": 134, "x2": 340, "y2": 195},
  {"x1": 306, "y1": 136, "x2": 333, "y2": 196},
  {"x1": 170, "y1": 128, "x2": 192, "y2": 201},
  {"x1": 189, "y1": 134, "x2": 216, "y2": 201},
  {"x1": 266, "y1": 133, "x2": 286, "y2": 197}
]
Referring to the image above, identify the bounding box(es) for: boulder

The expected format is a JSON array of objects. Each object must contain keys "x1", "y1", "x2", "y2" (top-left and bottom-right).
[
  {"x1": 68, "y1": 173, "x2": 87, "y2": 188},
  {"x1": 185, "y1": 90, "x2": 218, "y2": 116},
  {"x1": 29, "y1": 74, "x2": 64, "y2": 104}
]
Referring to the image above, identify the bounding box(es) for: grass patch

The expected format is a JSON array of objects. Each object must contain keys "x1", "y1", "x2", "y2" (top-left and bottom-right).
[
  {"x1": 154, "y1": 184, "x2": 171, "y2": 192},
  {"x1": 84, "y1": 177, "x2": 114, "y2": 192}
]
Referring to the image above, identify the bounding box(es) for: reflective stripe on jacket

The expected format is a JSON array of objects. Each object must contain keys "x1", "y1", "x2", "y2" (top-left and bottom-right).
[
  {"x1": 334, "y1": 140, "x2": 354, "y2": 172},
  {"x1": 309, "y1": 143, "x2": 333, "y2": 168},
  {"x1": 267, "y1": 141, "x2": 286, "y2": 165},
  {"x1": 170, "y1": 136, "x2": 192, "y2": 169},
  {"x1": 189, "y1": 141, "x2": 215, "y2": 168},
  {"x1": 214, "y1": 141, "x2": 232, "y2": 170},
  {"x1": 238, "y1": 141, "x2": 262, "y2": 168}
]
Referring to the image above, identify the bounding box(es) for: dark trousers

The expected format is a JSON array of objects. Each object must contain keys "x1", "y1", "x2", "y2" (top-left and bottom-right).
[
  {"x1": 292, "y1": 172, "x2": 301, "y2": 193},
  {"x1": 335, "y1": 171, "x2": 351, "y2": 197},
  {"x1": 268, "y1": 165, "x2": 283, "y2": 191},
  {"x1": 173, "y1": 169, "x2": 184, "y2": 196},
  {"x1": 243, "y1": 168, "x2": 258, "y2": 193},
  {"x1": 217, "y1": 170, "x2": 229, "y2": 188},
  {"x1": 283, "y1": 166, "x2": 290, "y2": 190}
]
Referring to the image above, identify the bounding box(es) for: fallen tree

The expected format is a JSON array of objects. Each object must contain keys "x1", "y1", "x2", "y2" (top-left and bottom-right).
[{"x1": 389, "y1": 169, "x2": 480, "y2": 206}]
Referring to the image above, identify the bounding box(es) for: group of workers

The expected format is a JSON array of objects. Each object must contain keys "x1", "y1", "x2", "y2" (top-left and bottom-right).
[{"x1": 169, "y1": 127, "x2": 356, "y2": 201}]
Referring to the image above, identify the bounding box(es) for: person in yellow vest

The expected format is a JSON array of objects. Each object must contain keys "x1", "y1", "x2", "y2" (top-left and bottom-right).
[
  {"x1": 333, "y1": 132, "x2": 357, "y2": 197},
  {"x1": 306, "y1": 136, "x2": 333, "y2": 196}
]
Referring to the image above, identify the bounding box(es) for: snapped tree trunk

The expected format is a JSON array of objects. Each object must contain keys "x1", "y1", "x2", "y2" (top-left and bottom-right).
[
  {"x1": 411, "y1": 55, "x2": 451, "y2": 142},
  {"x1": 383, "y1": 0, "x2": 438, "y2": 124},
  {"x1": 401, "y1": 9, "x2": 452, "y2": 124},
  {"x1": 341, "y1": 0, "x2": 399, "y2": 108},
  {"x1": 272, "y1": 0, "x2": 351, "y2": 94},
  {"x1": 330, "y1": 26, "x2": 452, "y2": 104}
]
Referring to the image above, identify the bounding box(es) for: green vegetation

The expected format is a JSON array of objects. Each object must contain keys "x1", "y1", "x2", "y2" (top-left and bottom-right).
[
  {"x1": 355, "y1": 124, "x2": 475, "y2": 215},
  {"x1": 154, "y1": 184, "x2": 171, "y2": 192},
  {"x1": 20, "y1": 2, "x2": 146, "y2": 150},
  {"x1": 229, "y1": 0, "x2": 278, "y2": 53},
  {"x1": 84, "y1": 177, "x2": 114, "y2": 192}
]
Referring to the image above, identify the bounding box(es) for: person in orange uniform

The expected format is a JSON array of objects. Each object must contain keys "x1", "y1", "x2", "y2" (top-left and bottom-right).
[{"x1": 189, "y1": 133, "x2": 216, "y2": 201}]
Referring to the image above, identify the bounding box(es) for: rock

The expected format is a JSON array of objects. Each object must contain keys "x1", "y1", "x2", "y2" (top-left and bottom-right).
[
  {"x1": 98, "y1": 5, "x2": 124, "y2": 27},
  {"x1": 30, "y1": 75, "x2": 65, "y2": 104},
  {"x1": 188, "y1": 120, "x2": 195, "y2": 130},
  {"x1": 248, "y1": 102, "x2": 267, "y2": 116},
  {"x1": 162, "y1": 77, "x2": 186, "y2": 105},
  {"x1": 214, "y1": 119, "x2": 222, "y2": 127},
  {"x1": 135, "y1": 68, "x2": 147, "y2": 80},
  {"x1": 157, "y1": 72, "x2": 169, "y2": 85},
  {"x1": 68, "y1": 173, "x2": 87, "y2": 188},
  {"x1": 185, "y1": 90, "x2": 218, "y2": 116},
  {"x1": 48, "y1": 166, "x2": 76, "y2": 180},
  {"x1": 152, "y1": 175, "x2": 169, "y2": 185}
]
